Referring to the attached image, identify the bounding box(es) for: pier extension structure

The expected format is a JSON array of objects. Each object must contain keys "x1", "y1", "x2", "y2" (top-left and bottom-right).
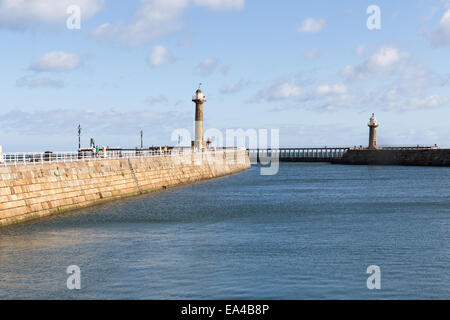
[
  {"x1": 248, "y1": 114, "x2": 447, "y2": 166},
  {"x1": 331, "y1": 114, "x2": 449, "y2": 166},
  {"x1": 248, "y1": 147, "x2": 350, "y2": 163},
  {"x1": 248, "y1": 146, "x2": 438, "y2": 164}
]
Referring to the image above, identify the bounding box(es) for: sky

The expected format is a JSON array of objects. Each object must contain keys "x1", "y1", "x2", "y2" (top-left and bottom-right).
[{"x1": 1, "y1": 0, "x2": 450, "y2": 151}]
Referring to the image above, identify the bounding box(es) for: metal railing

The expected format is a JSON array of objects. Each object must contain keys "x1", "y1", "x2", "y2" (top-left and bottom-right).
[
  {"x1": 0, "y1": 147, "x2": 243, "y2": 167},
  {"x1": 348, "y1": 145, "x2": 436, "y2": 150}
]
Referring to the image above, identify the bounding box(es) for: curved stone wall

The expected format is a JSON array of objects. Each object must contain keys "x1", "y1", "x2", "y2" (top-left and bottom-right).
[{"x1": 0, "y1": 150, "x2": 251, "y2": 227}]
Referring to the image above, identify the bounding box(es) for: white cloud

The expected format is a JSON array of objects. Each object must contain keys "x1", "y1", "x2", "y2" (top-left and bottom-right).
[
  {"x1": 275, "y1": 123, "x2": 360, "y2": 147},
  {"x1": 395, "y1": 63, "x2": 449, "y2": 95},
  {"x1": 367, "y1": 46, "x2": 401, "y2": 69},
  {"x1": 219, "y1": 79, "x2": 251, "y2": 94},
  {"x1": 0, "y1": 0, "x2": 104, "y2": 29},
  {"x1": 92, "y1": 0, "x2": 189, "y2": 47},
  {"x1": 382, "y1": 92, "x2": 449, "y2": 111},
  {"x1": 92, "y1": 0, "x2": 245, "y2": 47},
  {"x1": 195, "y1": 58, "x2": 219, "y2": 75},
  {"x1": 371, "y1": 65, "x2": 450, "y2": 112},
  {"x1": 342, "y1": 46, "x2": 404, "y2": 79},
  {"x1": 148, "y1": 45, "x2": 174, "y2": 67},
  {"x1": 431, "y1": 9, "x2": 450, "y2": 46},
  {"x1": 296, "y1": 18, "x2": 327, "y2": 33},
  {"x1": 297, "y1": 83, "x2": 364, "y2": 112},
  {"x1": 270, "y1": 105, "x2": 288, "y2": 112},
  {"x1": 316, "y1": 84, "x2": 347, "y2": 96},
  {"x1": 194, "y1": 0, "x2": 245, "y2": 11},
  {"x1": 264, "y1": 45, "x2": 450, "y2": 113},
  {"x1": 341, "y1": 57, "x2": 449, "y2": 112},
  {"x1": 220, "y1": 83, "x2": 241, "y2": 94},
  {"x1": 16, "y1": 76, "x2": 65, "y2": 88},
  {"x1": 268, "y1": 86, "x2": 363, "y2": 112},
  {"x1": 260, "y1": 45, "x2": 450, "y2": 113},
  {"x1": 30, "y1": 51, "x2": 82, "y2": 72},
  {"x1": 302, "y1": 48, "x2": 321, "y2": 59},
  {"x1": 269, "y1": 83, "x2": 302, "y2": 100},
  {"x1": 255, "y1": 81, "x2": 302, "y2": 102}
]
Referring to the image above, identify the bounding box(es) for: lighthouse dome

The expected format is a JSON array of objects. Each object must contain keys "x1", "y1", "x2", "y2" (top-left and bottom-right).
[
  {"x1": 196, "y1": 88, "x2": 202, "y2": 96},
  {"x1": 368, "y1": 113, "x2": 378, "y2": 126},
  {"x1": 193, "y1": 88, "x2": 206, "y2": 101}
]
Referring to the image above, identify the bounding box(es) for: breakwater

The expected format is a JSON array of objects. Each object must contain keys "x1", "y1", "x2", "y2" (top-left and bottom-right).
[
  {"x1": 332, "y1": 148, "x2": 450, "y2": 166},
  {"x1": 0, "y1": 149, "x2": 250, "y2": 227}
]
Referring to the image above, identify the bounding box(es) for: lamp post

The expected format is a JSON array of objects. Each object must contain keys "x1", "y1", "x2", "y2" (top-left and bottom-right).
[{"x1": 78, "y1": 124, "x2": 81, "y2": 150}]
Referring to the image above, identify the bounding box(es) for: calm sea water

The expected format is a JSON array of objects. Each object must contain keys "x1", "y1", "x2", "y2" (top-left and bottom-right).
[{"x1": 0, "y1": 163, "x2": 449, "y2": 299}]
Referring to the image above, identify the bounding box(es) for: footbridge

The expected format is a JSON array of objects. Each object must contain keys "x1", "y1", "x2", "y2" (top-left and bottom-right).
[{"x1": 248, "y1": 147, "x2": 350, "y2": 163}]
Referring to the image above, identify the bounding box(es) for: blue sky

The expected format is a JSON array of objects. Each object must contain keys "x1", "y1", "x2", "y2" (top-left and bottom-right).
[{"x1": 1, "y1": 0, "x2": 450, "y2": 151}]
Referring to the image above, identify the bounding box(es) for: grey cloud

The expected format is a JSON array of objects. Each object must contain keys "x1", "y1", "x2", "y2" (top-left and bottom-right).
[
  {"x1": 341, "y1": 46, "x2": 406, "y2": 80},
  {"x1": 29, "y1": 51, "x2": 82, "y2": 73},
  {"x1": 219, "y1": 79, "x2": 253, "y2": 94},
  {"x1": 302, "y1": 48, "x2": 321, "y2": 59},
  {"x1": 145, "y1": 95, "x2": 169, "y2": 105},
  {"x1": 256, "y1": 82, "x2": 302, "y2": 102},
  {"x1": 0, "y1": 109, "x2": 190, "y2": 136},
  {"x1": 431, "y1": 9, "x2": 450, "y2": 46},
  {"x1": 16, "y1": 76, "x2": 65, "y2": 88},
  {"x1": 195, "y1": 58, "x2": 220, "y2": 76},
  {"x1": 91, "y1": 0, "x2": 245, "y2": 47}
]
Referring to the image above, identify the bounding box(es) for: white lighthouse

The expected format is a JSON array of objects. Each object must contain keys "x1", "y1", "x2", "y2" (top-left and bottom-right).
[
  {"x1": 368, "y1": 113, "x2": 379, "y2": 150},
  {"x1": 192, "y1": 87, "x2": 206, "y2": 150}
]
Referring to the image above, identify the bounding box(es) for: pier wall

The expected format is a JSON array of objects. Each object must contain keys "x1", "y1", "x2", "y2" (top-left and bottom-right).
[
  {"x1": 0, "y1": 149, "x2": 251, "y2": 227},
  {"x1": 332, "y1": 149, "x2": 450, "y2": 166}
]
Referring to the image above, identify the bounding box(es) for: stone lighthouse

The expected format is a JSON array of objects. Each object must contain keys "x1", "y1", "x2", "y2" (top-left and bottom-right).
[
  {"x1": 368, "y1": 113, "x2": 379, "y2": 150},
  {"x1": 192, "y1": 87, "x2": 206, "y2": 150}
]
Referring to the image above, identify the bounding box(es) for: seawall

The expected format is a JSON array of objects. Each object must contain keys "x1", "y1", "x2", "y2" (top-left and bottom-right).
[
  {"x1": 332, "y1": 149, "x2": 450, "y2": 166},
  {"x1": 0, "y1": 149, "x2": 251, "y2": 227}
]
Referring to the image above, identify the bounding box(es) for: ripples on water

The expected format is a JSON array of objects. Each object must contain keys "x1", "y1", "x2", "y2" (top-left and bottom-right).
[{"x1": 0, "y1": 163, "x2": 449, "y2": 299}]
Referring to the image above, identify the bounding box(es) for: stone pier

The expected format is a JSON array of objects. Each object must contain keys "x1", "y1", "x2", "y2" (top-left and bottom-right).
[{"x1": 0, "y1": 149, "x2": 251, "y2": 227}]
